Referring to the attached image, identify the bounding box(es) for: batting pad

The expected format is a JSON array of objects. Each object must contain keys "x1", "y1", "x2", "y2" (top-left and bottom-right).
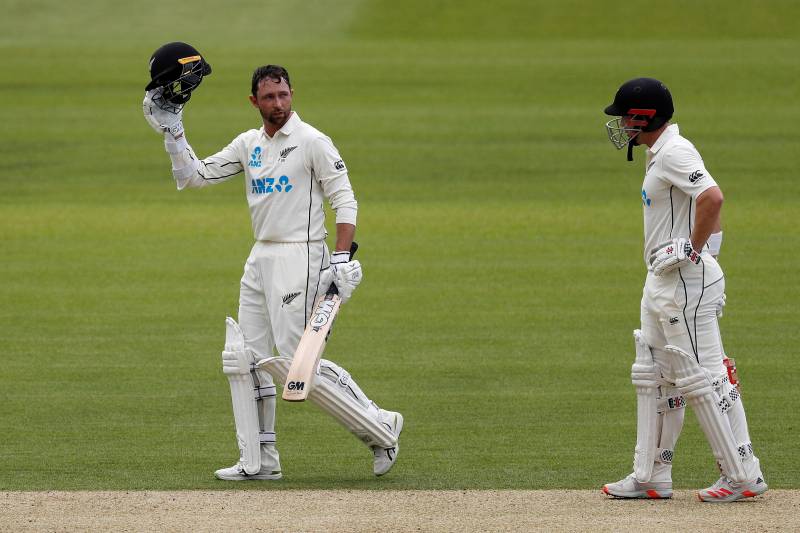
[
  {"x1": 258, "y1": 356, "x2": 397, "y2": 448},
  {"x1": 667, "y1": 344, "x2": 748, "y2": 483},
  {"x1": 631, "y1": 330, "x2": 659, "y2": 482},
  {"x1": 221, "y1": 317, "x2": 261, "y2": 475},
  {"x1": 655, "y1": 384, "x2": 685, "y2": 466}
]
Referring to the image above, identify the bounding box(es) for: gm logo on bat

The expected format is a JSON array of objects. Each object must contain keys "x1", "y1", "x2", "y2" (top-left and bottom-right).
[
  {"x1": 310, "y1": 299, "x2": 337, "y2": 332},
  {"x1": 287, "y1": 381, "x2": 305, "y2": 391}
]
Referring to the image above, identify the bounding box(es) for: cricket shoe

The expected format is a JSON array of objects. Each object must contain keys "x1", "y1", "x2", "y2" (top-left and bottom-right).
[
  {"x1": 214, "y1": 463, "x2": 282, "y2": 481},
  {"x1": 697, "y1": 476, "x2": 768, "y2": 502},
  {"x1": 372, "y1": 410, "x2": 403, "y2": 476},
  {"x1": 602, "y1": 473, "x2": 673, "y2": 499}
]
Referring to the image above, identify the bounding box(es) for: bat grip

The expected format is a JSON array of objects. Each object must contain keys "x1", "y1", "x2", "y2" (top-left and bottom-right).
[{"x1": 325, "y1": 241, "x2": 358, "y2": 296}]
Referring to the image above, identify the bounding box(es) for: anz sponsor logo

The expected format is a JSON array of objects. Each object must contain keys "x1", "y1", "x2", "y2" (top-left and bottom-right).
[
  {"x1": 251, "y1": 175, "x2": 293, "y2": 194},
  {"x1": 248, "y1": 146, "x2": 263, "y2": 168},
  {"x1": 641, "y1": 189, "x2": 652, "y2": 207}
]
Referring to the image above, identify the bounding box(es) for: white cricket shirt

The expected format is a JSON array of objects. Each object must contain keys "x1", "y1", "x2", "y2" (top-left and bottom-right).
[
  {"x1": 172, "y1": 112, "x2": 357, "y2": 242},
  {"x1": 641, "y1": 124, "x2": 718, "y2": 267}
]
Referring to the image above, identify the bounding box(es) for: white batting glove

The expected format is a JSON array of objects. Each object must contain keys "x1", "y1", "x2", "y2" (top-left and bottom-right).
[
  {"x1": 716, "y1": 293, "x2": 726, "y2": 318},
  {"x1": 649, "y1": 238, "x2": 701, "y2": 276},
  {"x1": 143, "y1": 89, "x2": 184, "y2": 138},
  {"x1": 319, "y1": 250, "x2": 362, "y2": 304}
]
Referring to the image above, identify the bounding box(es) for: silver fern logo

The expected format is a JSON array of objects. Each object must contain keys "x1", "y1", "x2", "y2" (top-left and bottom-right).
[
  {"x1": 279, "y1": 146, "x2": 298, "y2": 160},
  {"x1": 282, "y1": 291, "x2": 301, "y2": 307}
]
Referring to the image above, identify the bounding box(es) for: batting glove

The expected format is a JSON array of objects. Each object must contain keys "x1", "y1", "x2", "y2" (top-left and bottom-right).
[
  {"x1": 143, "y1": 89, "x2": 184, "y2": 139},
  {"x1": 319, "y1": 250, "x2": 362, "y2": 304},
  {"x1": 649, "y1": 238, "x2": 702, "y2": 276}
]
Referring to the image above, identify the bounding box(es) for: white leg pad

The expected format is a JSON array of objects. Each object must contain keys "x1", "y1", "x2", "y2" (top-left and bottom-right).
[
  {"x1": 221, "y1": 317, "x2": 261, "y2": 475},
  {"x1": 258, "y1": 356, "x2": 397, "y2": 448},
  {"x1": 714, "y1": 371, "x2": 763, "y2": 480},
  {"x1": 631, "y1": 330, "x2": 659, "y2": 482},
  {"x1": 666, "y1": 344, "x2": 747, "y2": 483},
  {"x1": 655, "y1": 386, "x2": 685, "y2": 466}
]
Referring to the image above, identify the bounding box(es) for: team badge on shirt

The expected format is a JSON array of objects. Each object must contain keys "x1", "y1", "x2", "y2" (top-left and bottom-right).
[
  {"x1": 334, "y1": 159, "x2": 346, "y2": 171},
  {"x1": 689, "y1": 170, "x2": 705, "y2": 183},
  {"x1": 279, "y1": 146, "x2": 298, "y2": 161}
]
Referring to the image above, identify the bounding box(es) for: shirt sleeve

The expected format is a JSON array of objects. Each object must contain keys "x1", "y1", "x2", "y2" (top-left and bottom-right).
[
  {"x1": 660, "y1": 143, "x2": 718, "y2": 199},
  {"x1": 310, "y1": 135, "x2": 358, "y2": 225},
  {"x1": 164, "y1": 133, "x2": 244, "y2": 190}
]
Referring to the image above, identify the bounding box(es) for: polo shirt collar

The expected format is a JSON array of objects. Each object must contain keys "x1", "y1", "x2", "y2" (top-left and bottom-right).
[
  {"x1": 648, "y1": 123, "x2": 679, "y2": 155},
  {"x1": 260, "y1": 112, "x2": 301, "y2": 139}
]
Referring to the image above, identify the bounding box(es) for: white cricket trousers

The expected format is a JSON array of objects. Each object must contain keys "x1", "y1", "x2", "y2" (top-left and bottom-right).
[
  {"x1": 238, "y1": 240, "x2": 330, "y2": 359},
  {"x1": 640, "y1": 253, "x2": 726, "y2": 378}
]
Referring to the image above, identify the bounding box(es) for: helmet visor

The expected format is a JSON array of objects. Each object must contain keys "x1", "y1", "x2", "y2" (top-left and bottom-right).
[
  {"x1": 162, "y1": 61, "x2": 207, "y2": 102},
  {"x1": 605, "y1": 117, "x2": 640, "y2": 150}
]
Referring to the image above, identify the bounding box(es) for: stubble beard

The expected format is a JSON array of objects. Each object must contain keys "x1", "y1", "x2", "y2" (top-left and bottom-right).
[{"x1": 264, "y1": 107, "x2": 291, "y2": 129}]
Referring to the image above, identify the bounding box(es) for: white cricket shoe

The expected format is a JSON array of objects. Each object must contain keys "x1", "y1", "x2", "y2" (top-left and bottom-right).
[
  {"x1": 602, "y1": 473, "x2": 673, "y2": 499},
  {"x1": 214, "y1": 463, "x2": 282, "y2": 481},
  {"x1": 697, "y1": 475, "x2": 768, "y2": 502},
  {"x1": 372, "y1": 410, "x2": 403, "y2": 476}
]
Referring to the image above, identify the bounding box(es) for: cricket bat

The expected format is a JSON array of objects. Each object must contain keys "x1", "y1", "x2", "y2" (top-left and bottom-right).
[{"x1": 282, "y1": 242, "x2": 357, "y2": 402}]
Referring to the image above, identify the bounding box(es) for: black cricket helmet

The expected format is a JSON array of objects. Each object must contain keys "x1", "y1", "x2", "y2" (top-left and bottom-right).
[
  {"x1": 604, "y1": 78, "x2": 673, "y2": 159},
  {"x1": 146, "y1": 42, "x2": 212, "y2": 111}
]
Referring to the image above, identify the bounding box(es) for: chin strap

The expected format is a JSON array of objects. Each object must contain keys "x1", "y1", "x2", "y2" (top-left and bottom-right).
[{"x1": 627, "y1": 140, "x2": 635, "y2": 161}]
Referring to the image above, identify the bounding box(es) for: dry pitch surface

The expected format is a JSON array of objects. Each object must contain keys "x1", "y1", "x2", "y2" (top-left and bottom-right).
[{"x1": 2, "y1": 490, "x2": 797, "y2": 532}]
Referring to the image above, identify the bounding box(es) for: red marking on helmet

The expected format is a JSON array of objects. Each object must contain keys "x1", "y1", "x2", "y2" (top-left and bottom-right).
[{"x1": 628, "y1": 108, "x2": 657, "y2": 117}]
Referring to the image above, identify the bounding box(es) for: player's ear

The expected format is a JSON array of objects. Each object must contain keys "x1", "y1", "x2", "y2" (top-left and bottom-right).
[{"x1": 249, "y1": 94, "x2": 257, "y2": 107}]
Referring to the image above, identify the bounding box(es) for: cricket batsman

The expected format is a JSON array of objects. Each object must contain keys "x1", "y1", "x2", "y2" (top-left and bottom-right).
[
  {"x1": 141, "y1": 42, "x2": 403, "y2": 480},
  {"x1": 601, "y1": 78, "x2": 767, "y2": 502}
]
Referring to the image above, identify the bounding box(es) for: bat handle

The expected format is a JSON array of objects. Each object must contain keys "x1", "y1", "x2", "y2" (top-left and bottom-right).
[{"x1": 326, "y1": 241, "x2": 358, "y2": 296}]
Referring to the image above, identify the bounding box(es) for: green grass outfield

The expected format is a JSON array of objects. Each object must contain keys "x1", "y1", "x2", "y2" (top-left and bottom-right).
[{"x1": 1, "y1": 1, "x2": 797, "y2": 490}]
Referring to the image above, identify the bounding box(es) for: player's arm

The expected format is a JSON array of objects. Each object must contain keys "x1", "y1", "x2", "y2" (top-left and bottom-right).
[
  {"x1": 312, "y1": 136, "x2": 362, "y2": 302},
  {"x1": 649, "y1": 146, "x2": 721, "y2": 275},
  {"x1": 310, "y1": 136, "x2": 358, "y2": 228},
  {"x1": 164, "y1": 134, "x2": 244, "y2": 190},
  {"x1": 334, "y1": 223, "x2": 356, "y2": 255},
  {"x1": 143, "y1": 89, "x2": 243, "y2": 189},
  {"x1": 690, "y1": 186, "x2": 724, "y2": 251}
]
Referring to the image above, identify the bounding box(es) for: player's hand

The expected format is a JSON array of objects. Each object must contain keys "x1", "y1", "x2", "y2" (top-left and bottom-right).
[
  {"x1": 715, "y1": 293, "x2": 726, "y2": 318},
  {"x1": 649, "y1": 238, "x2": 701, "y2": 276},
  {"x1": 319, "y1": 250, "x2": 362, "y2": 304},
  {"x1": 143, "y1": 89, "x2": 184, "y2": 138}
]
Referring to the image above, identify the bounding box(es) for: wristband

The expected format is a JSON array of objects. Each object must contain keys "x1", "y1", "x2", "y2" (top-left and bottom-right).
[
  {"x1": 707, "y1": 231, "x2": 723, "y2": 256},
  {"x1": 164, "y1": 132, "x2": 188, "y2": 154},
  {"x1": 330, "y1": 250, "x2": 350, "y2": 264}
]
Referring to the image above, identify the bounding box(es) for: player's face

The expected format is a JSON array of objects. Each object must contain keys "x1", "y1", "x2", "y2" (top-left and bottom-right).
[{"x1": 250, "y1": 78, "x2": 293, "y2": 128}]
